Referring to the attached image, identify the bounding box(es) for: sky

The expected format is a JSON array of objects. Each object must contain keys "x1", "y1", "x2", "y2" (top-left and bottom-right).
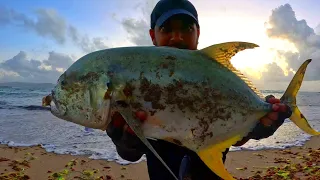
[{"x1": 0, "y1": 0, "x2": 320, "y2": 91}]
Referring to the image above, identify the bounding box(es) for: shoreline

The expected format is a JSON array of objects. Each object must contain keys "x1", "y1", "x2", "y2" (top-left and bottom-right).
[{"x1": 0, "y1": 136, "x2": 319, "y2": 180}]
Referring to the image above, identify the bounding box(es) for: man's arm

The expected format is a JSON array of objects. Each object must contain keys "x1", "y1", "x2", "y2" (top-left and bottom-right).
[
  {"x1": 233, "y1": 95, "x2": 292, "y2": 146},
  {"x1": 106, "y1": 112, "x2": 146, "y2": 162}
]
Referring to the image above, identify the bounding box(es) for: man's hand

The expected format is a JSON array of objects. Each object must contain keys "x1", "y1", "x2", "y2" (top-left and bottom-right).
[
  {"x1": 260, "y1": 95, "x2": 291, "y2": 127},
  {"x1": 234, "y1": 95, "x2": 293, "y2": 146},
  {"x1": 106, "y1": 111, "x2": 148, "y2": 162}
]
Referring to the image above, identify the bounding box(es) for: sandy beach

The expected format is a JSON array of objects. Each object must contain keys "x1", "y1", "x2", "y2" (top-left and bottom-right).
[{"x1": 0, "y1": 136, "x2": 319, "y2": 180}]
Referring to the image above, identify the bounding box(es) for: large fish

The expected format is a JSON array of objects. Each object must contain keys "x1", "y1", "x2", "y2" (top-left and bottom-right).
[{"x1": 42, "y1": 42, "x2": 320, "y2": 180}]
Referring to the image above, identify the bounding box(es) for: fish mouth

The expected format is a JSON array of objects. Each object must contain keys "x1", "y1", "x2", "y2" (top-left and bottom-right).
[
  {"x1": 42, "y1": 92, "x2": 65, "y2": 118},
  {"x1": 42, "y1": 94, "x2": 52, "y2": 107}
]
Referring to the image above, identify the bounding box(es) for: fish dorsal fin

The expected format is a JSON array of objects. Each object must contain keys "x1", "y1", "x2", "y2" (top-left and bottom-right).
[{"x1": 199, "y1": 41, "x2": 264, "y2": 99}]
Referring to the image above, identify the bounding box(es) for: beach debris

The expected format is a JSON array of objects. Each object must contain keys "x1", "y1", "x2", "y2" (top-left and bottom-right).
[
  {"x1": 252, "y1": 153, "x2": 266, "y2": 158},
  {"x1": 279, "y1": 149, "x2": 300, "y2": 156},
  {"x1": 44, "y1": 41, "x2": 320, "y2": 180},
  {"x1": 0, "y1": 157, "x2": 10, "y2": 162},
  {"x1": 105, "y1": 175, "x2": 113, "y2": 180},
  {"x1": 0, "y1": 158, "x2": 32, "y2": 180},
  {"x1": 274, "y1": 157, "x2": 291, "y2": 164},
  {"x1": 81, "y1": 160, "x2": 87, "y2": 165},
  {"x1": 236, "y1": 147, "x2": 320, "y2": 180},
  {"x1": 0, "y1": 172, "x2": 30, "y2": 180},
  {"x1": 48, "y1": 169, "x2": 69, "y2": 180},
  {"x1": 236, "y1": 167, "x2": 248, "y2": 171},
  {"x1": 48, "y1": 162, "x2": 103, "y2": 180},
  {"x1": 24, "y1": 152, "x2": 37, "y2": 161},
  {"x1": 65, "y1": 159, "x2": 78, "y2": 168},
  {"x1": 9, "y1": 160, "x2": 31, "y2": 170}
]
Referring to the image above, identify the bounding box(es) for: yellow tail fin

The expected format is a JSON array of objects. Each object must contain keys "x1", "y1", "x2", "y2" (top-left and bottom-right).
[{"x1": 280, "y1": 59, "x2": 320, "y2": 135}]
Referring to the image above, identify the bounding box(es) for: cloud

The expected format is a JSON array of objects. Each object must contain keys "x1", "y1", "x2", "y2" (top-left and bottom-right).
[
  {"x1": 118, "y1": 0, "x2": 157, "y2": 45},
  {"x1": 42, "y1": 51, "x2": 74, "y2": 70},
  {"x1": 0, "y1": 7, "x2": 67, "y2": 44},
  {"x1": 0, "y1": 68, "x2": 20, "y2": 82},
  {"x1": 0, "y1": 6, "x2": 108, "y2": 53},
  {"x1": 0, "y1": 51, "x2": 74, "y2": 83},
  {"x1": 121, "y1": 18, "x2": 152, "y2": 45},
  {"x1": 266, "y1": 4, "x2": 315, "y2": 45},
  {"x1": 68, "y1": 26, "x2": 109, "y2": 53},
  {"x1": 259, "y1": 62, "x2": 295, "y2": 82},
  {"x1": 264, "y1": 3, "x2": 320, "y2": 81},
  {"x1": 316, "y1": 24, "x2": 320, "y2": 35}
]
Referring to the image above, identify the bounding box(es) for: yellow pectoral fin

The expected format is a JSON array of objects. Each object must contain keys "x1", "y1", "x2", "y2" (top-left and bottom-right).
[{"x1": 197, "y1": 135, "x2": 242, "y2": 180}]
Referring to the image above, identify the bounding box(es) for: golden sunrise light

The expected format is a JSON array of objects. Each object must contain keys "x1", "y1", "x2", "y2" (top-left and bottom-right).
[{"x1": 198, "y1": 14, "x2": 300, "y2": 80}]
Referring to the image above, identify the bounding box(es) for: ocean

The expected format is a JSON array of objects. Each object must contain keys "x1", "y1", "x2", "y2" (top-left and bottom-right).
[{"x1": 0, "y1": 83, "x2": 319, "y2": 165}]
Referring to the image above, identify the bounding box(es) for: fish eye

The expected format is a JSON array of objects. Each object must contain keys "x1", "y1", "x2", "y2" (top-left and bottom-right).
[{"x1": 61, "y1": 80, "x2": 66, "y2": 86}]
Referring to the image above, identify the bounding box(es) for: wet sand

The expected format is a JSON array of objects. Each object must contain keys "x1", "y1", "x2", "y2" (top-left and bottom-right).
[{"x1": 0, "y1": 136, "x2": 319, "y2": 180}]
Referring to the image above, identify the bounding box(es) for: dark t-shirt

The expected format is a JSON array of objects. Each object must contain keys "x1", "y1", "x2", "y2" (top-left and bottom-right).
[{"x1": 145, "y1": 139, "x2": 229, "y2": 180}]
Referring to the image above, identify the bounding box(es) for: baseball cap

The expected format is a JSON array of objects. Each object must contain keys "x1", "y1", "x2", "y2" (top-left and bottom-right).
[{"x1": 150, "y1": 0, "x2": 199, "y2": 29}]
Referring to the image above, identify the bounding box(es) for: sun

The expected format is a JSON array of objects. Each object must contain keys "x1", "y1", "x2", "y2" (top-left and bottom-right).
[
  {"x1": 198, "y1": 15, "x2": 299, "y2": 80},
  {"x1": 230, "y1": 37, "x2": 299, "y2": 78}
]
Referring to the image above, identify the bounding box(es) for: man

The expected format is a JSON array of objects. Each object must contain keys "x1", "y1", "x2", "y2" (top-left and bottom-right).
[{"x1": 107, "y1": 0, "x2": 292, "y2": 179}]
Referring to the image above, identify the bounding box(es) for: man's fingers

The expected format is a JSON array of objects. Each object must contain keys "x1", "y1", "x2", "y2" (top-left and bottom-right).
[
  {"x1": 279, "y1": 104, "x2": 288, "y2": 112},
  {"x1": 107, "y1": 113, "x2": 126, "y2": 141},
  {"x1": 261, "y1": 112, "x2": 278, "y2": 126},
  {"x1": 267, "y1": 97, "x2": 281, "y2": 104},
  {"x1": 135, "y1": 110, "x2": 148, "y2": 122},
  {"x1": 266, "y1": 96, "x2": 289, "y2": 113},
  {"x1": 260, "y1": 116, "x2": 273, "y2": 127},
  {"x1": 126, "y1": 127, "x2": 135, "y2": 135},
  {"x1": 271, "y1": 103, "x2": 289, "y2": 113},
  {"x1": 125, "y1": 110, "x2": 148, "y2": 135},
  {"x1": 272, "y1": 104, "x2": 280, "y2": 111},
  {"x1": 112, "y1": 112, "x2": 126, "y2": 128},
  {"x1": 267, "y1": 112, "x2": 278, "y2": 121}
]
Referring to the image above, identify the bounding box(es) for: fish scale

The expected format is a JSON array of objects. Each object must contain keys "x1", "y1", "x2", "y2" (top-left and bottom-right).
[{"x1": 42, "y1": 41, "x2": 320, "y2": 180}]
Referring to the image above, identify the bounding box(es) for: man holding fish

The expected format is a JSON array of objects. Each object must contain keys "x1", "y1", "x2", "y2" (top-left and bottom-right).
[
  {"x1": 106, "y1": 0, "x2": 292, "y2": 179},
  {"x1": 43, "y1": 0, "x2": 320, "y2": 179}
]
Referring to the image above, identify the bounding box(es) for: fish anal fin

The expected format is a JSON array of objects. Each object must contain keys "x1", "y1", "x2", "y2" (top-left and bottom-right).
[
  {"x1": 197, "y1": 135, "x2": 242, "y2": 180},
  {"x1": 199, "y1": 41, "x2": 264, "y2": 99},
  {"x1": 118, "y1": 109, "x2": 179, "y2": 180}
]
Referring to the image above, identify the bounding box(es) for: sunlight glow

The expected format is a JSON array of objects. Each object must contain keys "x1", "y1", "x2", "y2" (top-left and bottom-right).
[
  {"x1": 231, "y1": 37, "x2": 299, "y2": 79},
  {"x1": 198, "y1": 15, "x2": 299, "y2": 80},
  {"x1": 0, "y1": 69, "x2": 20, "y2": 78},
  {"x1": 38, "y1": 64, "x2": 53, "y2": 71},
  {"x1": 56, "y1": 68, "x2": 64, "y2": 73}
]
